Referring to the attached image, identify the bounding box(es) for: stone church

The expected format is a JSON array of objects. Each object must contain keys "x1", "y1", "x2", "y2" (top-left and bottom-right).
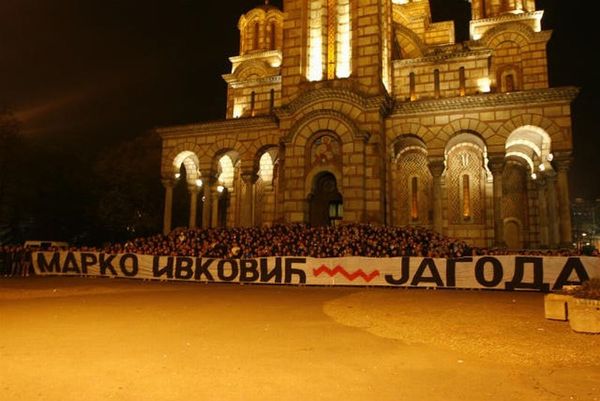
[{"x1": 158, "y1": 0, "x2": 577, "y2": 249}]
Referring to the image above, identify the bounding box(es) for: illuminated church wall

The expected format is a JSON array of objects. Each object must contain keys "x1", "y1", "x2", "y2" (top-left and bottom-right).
[{"x1": 158, "y1": 0, "x2": 577, "y2": 249}]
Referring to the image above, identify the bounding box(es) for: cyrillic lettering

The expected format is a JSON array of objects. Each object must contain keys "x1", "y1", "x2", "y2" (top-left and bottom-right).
[
  {"x1": 552, "y1": 257, "x2": 590, "y2": 290},
  {"x1": 80, "y1": 253, "x2": 98, "y2": 274},
  {"x1": 411, "y1": 258, "x2": 444, "y2": 287},
  {"x1": 284, "y1": 258, "x2": 307, "y2": 284},
  {"x1": 194, "y1": 258, "x2": 215, "y2": 281},
  {"x1": 505, "y1": 256, "x2": 549, "y2": 291},
  {"x1": 260, "y1": 257, "x2": 282, "y2": 283},
  {"x1": 217, "y1": 260, "x2": 238, "y2": 282},
  {"x1": 446, "y1": 257, "x2": 473, "y2": 288},
  {"x1": 475, "y1": 257, "x2": 503, "y2": 288},
  {"x1": 240, "y1": 259, "x2": 259, "y2": 282},
  {"x1": 119, "y1": 254, "x2": 138, "y2": 277},
  {"x1": 385, "y1": 257, "x2": 410, "y2": 285},
  {"x1": 36, "y1": 252, "x2": 61, "y2": 273},
  {"x1": 153, "y1": 256, "x2": 174, "y2": 279},
  {"x1": 175, "y1": 257, "x2": 194, "y2": 280},
  {"x1": 62, "y1": 252, "x2": 81, "y2": 274},
  {"x1": 99, "y1": 254, "x2": 118, "y2": 276}
]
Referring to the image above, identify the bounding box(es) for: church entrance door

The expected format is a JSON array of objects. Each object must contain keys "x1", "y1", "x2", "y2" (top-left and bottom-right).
[{"x1": 309, "y1": 172, "x2": 343, "y2": 227}]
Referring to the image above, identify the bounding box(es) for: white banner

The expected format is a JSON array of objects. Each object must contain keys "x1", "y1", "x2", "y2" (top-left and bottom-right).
[{"x1": 32, "y1": 252, "x2": 600, "y2": 292}]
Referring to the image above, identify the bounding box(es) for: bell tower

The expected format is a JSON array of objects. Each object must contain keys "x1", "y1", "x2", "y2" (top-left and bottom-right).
[
  {"x1": 470, "y1": 0, "x2": 536, "y2": 20},
  {"x1": 281, "y1": 0, "x2": 394, "y2": 102},
  {"x1": 469, "y1": 0, "x2": 542, "y2": 40}
]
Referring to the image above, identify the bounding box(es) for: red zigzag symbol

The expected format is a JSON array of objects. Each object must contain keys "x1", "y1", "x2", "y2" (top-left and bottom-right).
[{"x1": 313, "y1": 265, "x2": 380, "y2": 283}]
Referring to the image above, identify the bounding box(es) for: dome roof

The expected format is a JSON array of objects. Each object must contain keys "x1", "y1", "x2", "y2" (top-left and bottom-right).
[{"x1": 255, "y1": 0, "x2": 279, "y2": 12}]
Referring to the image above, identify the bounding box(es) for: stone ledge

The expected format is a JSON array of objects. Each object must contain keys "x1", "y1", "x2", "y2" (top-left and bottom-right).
[
  {"x1": 392, "y1": 86, "x2": 579, "y2": 115},
  {"x1": 157, "y1": 116, "x2": 280, "y2": 138}
]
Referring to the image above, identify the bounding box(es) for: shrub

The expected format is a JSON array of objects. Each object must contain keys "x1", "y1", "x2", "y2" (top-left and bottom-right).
[{"x1": 572, "y1": 279, "x2": 600, "y2": 300}]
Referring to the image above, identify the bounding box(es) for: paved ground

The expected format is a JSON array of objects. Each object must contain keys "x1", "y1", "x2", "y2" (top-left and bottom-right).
[{"x1": 1, "y1": 277, "x2": 599, "y2": 401}]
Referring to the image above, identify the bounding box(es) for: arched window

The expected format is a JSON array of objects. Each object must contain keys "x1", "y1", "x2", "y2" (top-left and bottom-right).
[
  {"x1": 335, "y1": 0, "x2": 351, "y2": 79},
  {"x1": 250, "y1": 91, "x2": 256, "y2": 116},
  {"x1": 258, "y1": 152, "x2": 274, "y2": 184},
  {"x1": 459, "y1": 67, "x2": 466, "y2": 96},
  {"x1": 307, "y1": 0, "x2": 352, "y2": 81},
  {"x1": 411, "y1": 177, "x2": 419, "y2": 221},
  {"x1": 409, "y1": 72, "x2": 416, "y2": 101},
  {"x1": 505, "y1": 74, "x2": 515, "y2": 92},
  {"x1": 269, "y1": 89, "x2": 275, "y2": 113},
  {"x1": 218, "y1": 155, "x2": 235, "y2": 189},
  {"x1": 434, "y1": 69, "x2": 440, "y2": 98},
  {"x1": 253, "y1": 22, "x2": 260, "y2": 50},
  {"x1": 499, "y1": 67, "x2": 519, "y2": 93},
  {"x1": 269, "y1": 22, "x2": 277, "y2": 50},
  {"x1": 462, "y1": 174, "x2": 471, "y2": 219}
]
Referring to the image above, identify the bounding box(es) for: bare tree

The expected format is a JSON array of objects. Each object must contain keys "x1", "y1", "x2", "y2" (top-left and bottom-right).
[{"x1": 0, "y1": 108, "x2": 22, "y2": 242}]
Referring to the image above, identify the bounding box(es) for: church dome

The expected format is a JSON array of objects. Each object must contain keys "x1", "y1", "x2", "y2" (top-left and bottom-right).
[{"x1": 238, "y1": 1, "x2": 283, "y2": 55}]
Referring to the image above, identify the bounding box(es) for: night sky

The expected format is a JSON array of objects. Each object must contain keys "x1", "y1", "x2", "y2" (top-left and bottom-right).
[{"x1": 1, "y1": 0, "x2": 598, "y2": 199}]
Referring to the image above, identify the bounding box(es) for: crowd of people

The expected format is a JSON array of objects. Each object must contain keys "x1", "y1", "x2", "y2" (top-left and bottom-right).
[
  {"x1": 0, "y1": 245, "x2": 32, "y2": 277},
  {"x1": 106, "y1": 224, "x2": 473, "y2": 259},
  {"x1": 1, "y1": 223, "x2": 596, "y2": 277}
]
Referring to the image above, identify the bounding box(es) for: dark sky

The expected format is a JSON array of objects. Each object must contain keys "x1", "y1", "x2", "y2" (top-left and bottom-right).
[{"x1": 0, "y1": 0, "x2": 598, "y2": 199}]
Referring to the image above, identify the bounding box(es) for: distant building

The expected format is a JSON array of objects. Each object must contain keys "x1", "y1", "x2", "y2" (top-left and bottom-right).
[
  {"x1": 572, "y1": 198, "x2": 600, "y2": 250},
  {"x1": 158, "y1": 0, "x2": 577, "y2": 249}
]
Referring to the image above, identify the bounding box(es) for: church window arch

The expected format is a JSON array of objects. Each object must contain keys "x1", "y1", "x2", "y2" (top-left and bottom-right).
[
  {"x1": 411, "y1": 176, "x2": 419, "y2": 221},
  {"x1": 307, "y1": 0, "x2": 352, "y2": 81},
  {"x1": 459, "y1": 67, "x2": 466, "y2": 96},
  {"x1": 498, "y1": 65, "x2": 520, "y2": 92},
  {"x1": 253, "y1": 22, "x2": 260, "y2": 50},
  {"x1": 269, "y1": 89, "x2": 275, "y2": 113},
  {"x1": 391, "y1": 136, "x2": 432, "y2": 226},
  {"x1": 250, "y1": 91, "x2": 256, "y2": 116},
  {"x1": 269, "y1": 21, "x2": 277, "y2": 50},
  {"x1": 462, "y1": 174, "x2": 471, "y2": 220},
  {"x1": 445, "y1": 133, "x2": 489, "y2": 225}
]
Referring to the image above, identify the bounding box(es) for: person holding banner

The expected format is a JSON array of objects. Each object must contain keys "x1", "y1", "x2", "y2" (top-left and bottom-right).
[{"x1": 0, "y1": 245, "x2": 8, "y2": 277}]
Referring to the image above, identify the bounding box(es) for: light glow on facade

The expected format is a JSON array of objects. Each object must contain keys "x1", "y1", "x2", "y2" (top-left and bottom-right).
[
  {"x1": 258, "y1": 152, "x2": 274, "y2": 183},
  {"x1": 307, "y1": 0, "x2": 351, "y2": 81},
  {"x1": 505, "y1": 138, "x2": 542, "y2": 157},
  {"x1": 477, "y1": 77, "x2": 491, "y2": 93},
  {"x1": 506, "y1": 151, "x2": 534, "y2": 172},
  {"x1": 381, "y1": 0, "x2": 392, "y2": 92},
  {"x1": 307, "y1": 0, "x2": 324, "y2": 81},
  {"x1": 335, "y1": 0, "x2": 351, "y2": 79},
  {"x1": 233, "y1": 98, "x2": 244, "y2": 118},
  {"x1": 218, "y1": 155, "x2": 235, "y2": 188}
]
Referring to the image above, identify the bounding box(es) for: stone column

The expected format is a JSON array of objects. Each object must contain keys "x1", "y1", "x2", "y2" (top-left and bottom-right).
[
  {"x1": 211, "y1": 185, "x2": 221, "y2": 228},
  {"x1": 161, "y1": 179, "x2": 175, "y2": 235},
  {"x1": 240, "y1": 172, "x2": 258, "y2": 227},
  {"x1": 536, "y1": 179, "x2": 549, "y2": 247},
  {"x1": 200, "y1": 171, "x2": 215, "y2": 229},
  {"x1": 546, "y1": 172, "x2": 560, "y2": 247},
  {"x1": 188, "y1": 185, "x2": 200, "y2": 229},
  {"x1": 428, "y1": 157, "x2": 445, "y2": 234},
  {"x1": 554, "y1": 154, "x2": 573, "y2": 247},
  {"x1": 488, "y1": 156, "x2": 506, "y2": 247}
]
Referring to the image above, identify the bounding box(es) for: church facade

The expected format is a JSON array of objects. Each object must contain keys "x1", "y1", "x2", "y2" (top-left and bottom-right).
[{"x1": 158, "y1": 0, "x2": 577, "y2": 249}]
